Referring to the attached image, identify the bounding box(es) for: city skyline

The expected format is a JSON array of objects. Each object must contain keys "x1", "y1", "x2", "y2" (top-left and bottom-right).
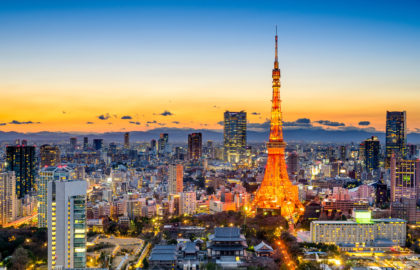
[{"x1": 1, "y1": 0, "x2": 419, "y2": 133}]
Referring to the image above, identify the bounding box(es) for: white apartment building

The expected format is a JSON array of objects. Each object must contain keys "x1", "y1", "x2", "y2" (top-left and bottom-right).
[{"x1": 48, "y1": 179, "x2": 87, "y2": 269}]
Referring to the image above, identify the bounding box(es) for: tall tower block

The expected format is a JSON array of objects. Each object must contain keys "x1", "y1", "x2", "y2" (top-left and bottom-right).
[{"x1": 251, "y1": 30, "x2": 304, "y2": 225}]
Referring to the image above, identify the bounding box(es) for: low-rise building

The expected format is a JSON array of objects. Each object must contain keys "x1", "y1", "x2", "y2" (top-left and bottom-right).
[
  {"x1": 207, "y1": 227, "x2": 247, "y2": 259},
  {"x1": 310, "y1": 211, "x2": 406, "y2": 250}
]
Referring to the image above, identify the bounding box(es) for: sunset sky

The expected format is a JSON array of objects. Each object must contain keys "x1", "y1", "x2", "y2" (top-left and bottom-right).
[{"x1": 0, "y1": 0, "x2": 419, "y2": 133}]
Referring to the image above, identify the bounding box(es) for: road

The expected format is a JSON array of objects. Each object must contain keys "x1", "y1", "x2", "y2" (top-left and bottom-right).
[
  {"x1": 134, "y1": 242, "x2": 151, "y2": 269},
  {"x1": 4, "y1": 213, "x2": 37, "y2": 227},
  {"x1": 276, "y1": 238, "x2": 297, "y2": 270}
]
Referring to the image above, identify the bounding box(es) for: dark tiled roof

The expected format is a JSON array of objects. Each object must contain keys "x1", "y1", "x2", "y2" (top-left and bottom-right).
[{"x1": 214, "y1": 227, "x2": 240, "y2": 238}]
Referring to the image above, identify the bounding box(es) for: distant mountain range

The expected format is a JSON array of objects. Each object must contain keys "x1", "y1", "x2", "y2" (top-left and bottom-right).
[{"x1": 1, "y1": 127, "x2": 420, "y2": 144}]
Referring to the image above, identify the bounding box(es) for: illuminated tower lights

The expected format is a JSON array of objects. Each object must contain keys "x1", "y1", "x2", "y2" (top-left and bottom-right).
[{"x1": 251, "y1": 29, "x2": 304, "y2": 226}]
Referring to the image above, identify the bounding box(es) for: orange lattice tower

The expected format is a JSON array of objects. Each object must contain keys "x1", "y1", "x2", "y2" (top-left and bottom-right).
[{"x1": 251, "y1": 30, "x2": 304, "y2": 225}]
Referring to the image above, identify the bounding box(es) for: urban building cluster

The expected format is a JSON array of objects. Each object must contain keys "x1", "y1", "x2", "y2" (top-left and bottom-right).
[{"x1": 0, "y1": 36, "x2": 419, "y2": 270}]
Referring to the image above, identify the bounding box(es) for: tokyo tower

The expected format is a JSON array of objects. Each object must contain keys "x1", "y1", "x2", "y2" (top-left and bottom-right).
[{"x1": 251, "y1": 30, "x2": 304, "y2": 225}]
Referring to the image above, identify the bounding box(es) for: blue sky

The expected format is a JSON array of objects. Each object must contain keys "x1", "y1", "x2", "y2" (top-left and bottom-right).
[{"x1": 0, "y1": 0, "x2": 419, "y2": 132}]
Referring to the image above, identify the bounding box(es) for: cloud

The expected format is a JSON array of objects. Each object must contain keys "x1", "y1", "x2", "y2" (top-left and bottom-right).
[
  {"x1": 129, "y1": 121, "x2": 141, "y2": 125},
  {"x1": 338, "y1": 126, "x2": 377, "y2": 132},
  {"x1": 248, "y1": 121, "x2": 271, "y2": 130},
  {"x1": 146, "y1": 120, "x2": 166, "y2": 127},
  {"x1": 62, "y1": 111, "x2": 66, "y2": 114},
  {"x1": 86, "y1": 122, "x2": 94, "y2": 124},
  {"x1": 121, "y1": 115, "x2": 132, "y2": 120},
  {"x1": 9, "y1": 120, "x2": 41, "y2": 125},
  {"x1": 160, "y1": 110, "x2": 173, "y2": 116},
  {"x1": 217, "y1": 121, "x2": 224, "y2": 126},
  {"x1": 172, "y1": 121, "x2": 180, "y2": 124},
  {"x1": 0, "y1": 123, "x2": 6, "y2": 126},
  {"x1": 251, "y1": 112, "x2": 260, "y2": 115},
  {"x1": 284, "y1": 118, "x2": 312, "y2": 127},
  {"x1": 358, "y1": 121, "x2": 370, "y2": 126},
  {"x1": 98, "y1": 113, "x2": 111, "y2": 120},
  {"x1": 315, "y1": 120, "x2": 345, "y2": 127}
]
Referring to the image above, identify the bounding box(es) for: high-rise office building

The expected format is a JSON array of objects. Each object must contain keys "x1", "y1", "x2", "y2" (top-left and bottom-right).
[
  {"x1": 38, "y1": 166, "x2": 76, "y2": 228},
  {"x1": 124, "y1": 132, "x2": 130, "y2": 149},
  {"x1": 158, "y1": 133, "x2": 169, "y2": 156},
  {"x1": 407, "y1": 144, "x2": 418, "y2": 159},
  {"x1": 93, "y1": 139, "x2": 103, "y2": 150},
  {"x1": 40, "y1": 144, "x2": 61, "y2": 167},
  {"x1": 363, "y1": 136, "x2": 380, "y2": 173},
  {"x1": 6, "y1": 145, "x2": 36, "y2": 199},
  {"x1": 83, "y1": 137, "x2": 88, "y2": 150},
  {"x1": 0, "y1": 171, "x2": 17, "y2": 226},
  {"x1": 48, "y1": 179, "x2": 87, "y2": 269},
  {"x1": 223, "y1": 111, "x2": 247, "y2": 163},
  {"x1": 70, "y1": 137, "x2": 77, "y2": 150},
  {"x1": 188, "y1": 133, "x2": 202, "y2": 160},
  {"x1": 287, "y1": 151, "x2": 299, "y2": 179},
  {"x1": 168, "y1": 164, "x2": 183, "y2": 194},
  {"x1": 390, "y1": 155, "x2": 420, "y2": 202},
  {"x1": 339, "y1": 145, "x2": 347, "y2": 161},
  {"x1": 385, "y1": 111, "x2": 407, "y2": 168}
]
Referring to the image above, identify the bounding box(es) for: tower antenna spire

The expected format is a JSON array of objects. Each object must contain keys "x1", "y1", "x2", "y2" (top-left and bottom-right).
[{"x1": 274, "y1": 25, "x2": 278, "y2": 68}]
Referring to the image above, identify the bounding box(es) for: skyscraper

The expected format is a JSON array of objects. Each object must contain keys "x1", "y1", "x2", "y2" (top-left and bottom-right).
[
  {"x1": 224, "y1": 111, "x2": 246, "y2": 163},
  {"x1": 363, "y1": 136, "x2": 380, "y2": 173},
  {"x1": 6, "y1": 145, "x2": 36, "y2": 198},
  {"x1": 252, "y1": 31, "x2": 304, "y2": 225},
  {"x1": 93, "y1": 139, "x2": 103, "y2": 150},
  {"x1": 168, "y1": 164, "x2": 183, "y2": 194},
  {"x1": 390, "y1": 155, "x2": 420, "y2": 202},
  {"x1": 339, "y1": 145, "x2": 347, "y2": 161},
  {"x1": 158, "y1": 133, "x2": 169, "y2": 156},
  {"x1": 83, "y1": 137, "x2": 88, "y2": 150},
  {"x1": 0, "y1": 171, "x2": 17, "y2": 226},
  {"x1": 38, "y1": 166, "x2": 76, "y2": 228},
  {"x1": 70, "y1": 137, "x2": 77, "y2": 150},
  {"x1": 287, "y1": 151, "x2": 299, "y2": 179},
  {"x1": 124, "y1": 132, "x2": 130, "y2": 149},
  {"x1": 48, "y1": 179, "x2": 87, "y2": 269},
  {"x1": 385, "y1": 111, "x2": 407, "y2": 168},
  {"x1": 188, "y1": 133, "x2": 202, "y2": 161},
  {"x1": 40, "y1": 144, "x2": 61, "y2": 167}
]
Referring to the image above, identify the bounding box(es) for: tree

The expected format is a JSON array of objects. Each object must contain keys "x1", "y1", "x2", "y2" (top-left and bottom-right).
[
  {"x1": 297, "y1": 261, "x2": 322, "y2": 270},
  {"x1": 142, "y1": 258, "x2": 149, "y2": 268},
  {"x1": 11, "y1": 247, "x2": 30, "y2": 270},
  {"x1": 206, "y1": 186, "x2": 215, "y2": 195}
]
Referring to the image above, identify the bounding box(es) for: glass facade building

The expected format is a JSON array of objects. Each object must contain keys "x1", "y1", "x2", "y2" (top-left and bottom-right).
[
  {"x1": 223, "y1": 111, "x2": 247, "y2": 163},
  {"x1": 385, "y1": 111, "x2": 407, "y2": 168},
  {"x1": 6, "y1": 145, "x2": 36, "y2": 198}
]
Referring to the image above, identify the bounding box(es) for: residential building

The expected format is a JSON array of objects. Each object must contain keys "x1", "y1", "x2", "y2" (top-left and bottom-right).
[
  {"x1": 48, "y1": 179, "x2": 87, "y2": 269},
  {"x1": 38, "y1": 166, "x2": 76, "y2": 228},
  {"x1": 0, "y1": 171, "x2": 17, "y2": 225}
]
